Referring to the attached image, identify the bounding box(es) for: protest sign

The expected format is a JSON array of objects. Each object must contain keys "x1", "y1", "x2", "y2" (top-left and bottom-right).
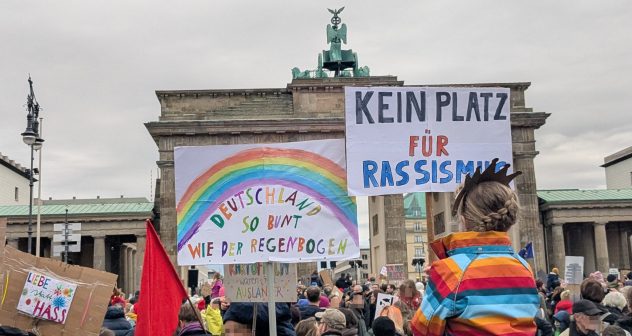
[
  {"x1": 609, "y1": 268, "x2": 620, "y2": 276},
  {"x1": 344, "y1": 86, "x2": 513, "y2": 196},
  {"x1": 385, "y1": 264, "x2": 406, "y2": 282},
  {"x1": 564, "y1": 256, "x2": 584, "y2": 285},
  {"x1": 223, "y1": 263, "x2": 297, "y2": 302},
  {"x1": 17, "y1": 271, "x2": 78, "y2": 324},
  {"x1": 175, "y1": 139, "x2": 360, "y2": 265},
  {"x1": 374, "y1": 293, "x2": 395, "y2": 320},
  {"x1": 0, "y1": 246, "x2": 117, "y2": 335},
  {"x1": 379, "y1": 266, "x2": 388, "y2": 277},
  {"x1": 319, "y1": 269, "x2": 333, "y2": 288}
]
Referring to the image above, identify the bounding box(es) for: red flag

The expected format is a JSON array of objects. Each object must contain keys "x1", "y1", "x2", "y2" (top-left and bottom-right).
[{"x1": 135, "y1": 219, "x2": 188, "y2": 336}]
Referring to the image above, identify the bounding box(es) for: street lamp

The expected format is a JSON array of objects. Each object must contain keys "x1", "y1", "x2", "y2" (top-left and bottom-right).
[
  {"x1": 411, "y1": 257, "x2": 425, "y2": 281},
  {"x1": 21, "y1": 76, "x2": 43, "y2": 255}
]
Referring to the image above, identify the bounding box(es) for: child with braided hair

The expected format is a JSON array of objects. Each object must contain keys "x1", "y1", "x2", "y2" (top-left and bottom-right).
[{"x1": 411, "y1": 158, "x2": 540, "y2": 336}]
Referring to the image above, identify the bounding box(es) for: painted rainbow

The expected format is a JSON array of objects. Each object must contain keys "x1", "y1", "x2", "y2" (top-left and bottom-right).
[{"x1": 176, "y1": 147, "x2": 358, "y2": 251}]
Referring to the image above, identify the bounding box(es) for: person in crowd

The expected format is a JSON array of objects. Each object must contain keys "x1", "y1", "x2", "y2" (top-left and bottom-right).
[
  {"x1": 550, "y1": 286, "x2": 565, "y2": 315},
  {"x1": 581, "y1": 278, "x2": 612, "y2": 325},
  {"x1": 398, "y1": 280, "x2": 421, "y2": 312},
  {"x1": 414, "y1": 282, "x2": 424, "y2": 298},
  {"x1": 556, "y1": 290, "x2": 573, "y2": 315},
  {"x1": 300, "y1": 286, "x2": 325, "y2": 320},
  {"x1": 295, "y1": 317, "x2": 319, "y2": 336},
  {"x1": 548, "y1": 268, "x2": 561, "y2": 292},
  {"x1": 202, "y1": 297, "x2": 224, "y2": 335},
  {"x1": 176, "y1": 302, "x2": 209, "y2": 336},
  {"x1": 320, "y1": 293, "x2": 331, "y2": 309},
  {"x1": 124, "y1": 303, "x2": 137, "y2": 328},
  {"x1": 602, "y1": 291, "x2": 627, "y2": 322},
  {"x1": 385, "y1": 284, "x2": 396, "y2": 295},
  {"x1": 311, "y1": 270, "x2": 323, "y2": 287},
  {"x1": 553, "y1": 310, "x2": 571, "y2": 335},
  {"x1": 211, "y1": 273, "x2": 223, "y2": 299},
  {"x1": 346, "y1": 285, "x2": 369, "y2": 335},
  {"x1": 298, "y1": 284, "x2": 307, "y2": 300},
  {"x1": 339, "y1": 307, "x2": 362, "y2": 336},
  {"x1": 411, "y1": 159, "x2": 540, "y2": 336},
  {"x1": 337, "y1": 273, "x2": 350, "y2": 291},
  {"x1": 368, "y1": 289, "x2": 381, "y2": 323},
  {"x1": 316, "y1": 309, "x2": 347, "y2": 336},
  {"x1": 372, "y1": 317, "x2": 398, "y2": 336},
  {"x1": 223, "y1": 302, "x2": 296, "y2": 336},
  {"x1": 110, "y1": 288, "x2": 126, "y2": 307},
  {"x1": 324, "y1": 286, "x2": 333, "y2": 298},
  {"x1": 590, "y1": 271, "x2": 607, "y2": 289},
  {"x1": 290, "y1": 305, "x2": 302, "y2": 327},
  {"x1": 560, "y1": 300, "x2": 605, "y2": 336},
  {"x1": 607, "y1": 274, "x2": 622, "y2": 292},
  {"x1": 379, "y1": 306, "x2": 405, "y2": 336},
  {"x1": 103, "y1": 303, "x2": 133, "y2": 336},
  {"x1": 129, "y1": 290, "x2": 140, "y2": 305},
  {"x1": 625, "y1": 273, "x2": 632, "y2": 287}
]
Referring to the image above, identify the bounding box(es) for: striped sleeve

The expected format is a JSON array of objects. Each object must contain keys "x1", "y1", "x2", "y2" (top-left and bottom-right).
[{"x1": 411, "y1": 256, "x2": 467, "y2": 336}]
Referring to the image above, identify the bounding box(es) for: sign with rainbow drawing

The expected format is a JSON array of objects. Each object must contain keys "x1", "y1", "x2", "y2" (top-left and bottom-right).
[
  {"x1": 17, "y1": 271, "x2": 78, "y2": 324},
  {"x1": 175, "y1": 139, "x2": 359, "y2": 265}
]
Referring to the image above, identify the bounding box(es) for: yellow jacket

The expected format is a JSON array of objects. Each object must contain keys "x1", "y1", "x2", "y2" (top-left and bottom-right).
[{"x1": 201, "y1": 305, "x2": 223, "y2": 336}]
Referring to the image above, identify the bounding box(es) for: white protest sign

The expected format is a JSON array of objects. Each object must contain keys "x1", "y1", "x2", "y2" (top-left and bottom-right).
[
  {"x1": 380, "y1": 266, "x2": 388, "y2": 277},
  {"x1": 345, "y1": 87, "x2": 513, "y2": 196},
  {"x1": 374, "y1": 293, "x2": 395, "y2": 320},
  {"x1": 223, "y1": 263, "x2": 297, "y2": 302},
  {"x1": 17, "y1": 271, "x2": 78, "y2": 324},
  {"x1": 175, "y1": 139, "x2": 359, "y2": 265},
  {"x1": 564, "y1": 256, "x2": 584, "y2": 285}
]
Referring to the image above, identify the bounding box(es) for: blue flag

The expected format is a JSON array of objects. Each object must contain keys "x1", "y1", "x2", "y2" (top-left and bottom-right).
[{"x1": 519, "y1": 242, "x2": 534, "y2": 259}]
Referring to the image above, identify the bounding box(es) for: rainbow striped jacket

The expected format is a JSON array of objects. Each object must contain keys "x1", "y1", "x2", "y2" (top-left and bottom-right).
[{"x1": 411, "y1": 231, "x2": 539, "y2": 336}]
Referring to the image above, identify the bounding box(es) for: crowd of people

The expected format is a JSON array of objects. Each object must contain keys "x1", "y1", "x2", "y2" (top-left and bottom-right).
[{"x1": 8, "y1": 159, "x2": 630, "y2": 336}]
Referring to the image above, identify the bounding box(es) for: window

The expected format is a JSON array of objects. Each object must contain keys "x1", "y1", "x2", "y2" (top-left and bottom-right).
[
  {"x1": 413, "y1": 222, "x2": 422, "y2": 232},
  {"x1": 14, "y1": 187, "x2": 19, "y2": 202},
  {"x1": 362, "y1": 265, "x2": 368, "y2": 270},
  {"x1": 415, "y1": 247, "x2": 424, "y2": 257},
  {"x1": 414, "y1": 235, "x2": 423, "y2": 243},
  {"x1": 372, "y1": 215, "x2": 379, "y2": 236},
  {"x1": 362, "y1": 254, "x2": 367, "y2": 260}
]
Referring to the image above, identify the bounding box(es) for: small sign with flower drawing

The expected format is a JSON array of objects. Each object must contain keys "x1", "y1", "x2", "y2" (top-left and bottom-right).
[{"x1": 17, "y1": 271, "x2": 78, "y2": 324}]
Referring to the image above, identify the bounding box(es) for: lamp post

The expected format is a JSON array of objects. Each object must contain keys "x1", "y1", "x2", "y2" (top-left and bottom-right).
[{"x1": 20, "y1": 76, "x2": 44, "y2": 255}]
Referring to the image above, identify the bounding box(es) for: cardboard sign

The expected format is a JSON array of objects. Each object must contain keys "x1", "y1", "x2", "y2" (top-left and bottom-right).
[
  {"x1": 319, "y1": 269, "x2": 333, "y2": 288},
  {"x1": 564, "y1": 256, "x2": 584, "y2": 285},
  {"x1": 17, "y1": 271, "x2": 78, "y2": 324},
  {"x1": 0, "y1": 246, "x2": 117, "y2": 335},
  {"x1": 223, "y1": 263, "x2": 297, "y2": 302},
  {"x1": 386, "y1": 264, "x2": 406, "y2": 281},
  {"x1": 374, "y1": 293, "x2": 395, "y2": 320},
  {"x1": 344, "y1": 86, "x2": 513, "y2": 196},
  {"x1": 175, "y1": 139, "x2": 360, "y2": 265},
  {"x1": 380, "y1": 266, "x2": 388, "y2": 277}
]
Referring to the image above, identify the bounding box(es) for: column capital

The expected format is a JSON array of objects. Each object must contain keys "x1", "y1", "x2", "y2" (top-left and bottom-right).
[
  {"x1": 550, "y1": 221, "x2": 567, "y2": 227},
  {"x1": 92, "y1": 234, "x2": 106, "y2": 239},
  {"x1": 594, "y1": 221, "x2": 608, "y2": 226}
]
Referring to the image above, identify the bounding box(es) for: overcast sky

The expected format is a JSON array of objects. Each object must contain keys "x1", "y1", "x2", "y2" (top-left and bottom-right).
[{"x1": 2, "y1": 1, "x2": 631, "y2": 247}]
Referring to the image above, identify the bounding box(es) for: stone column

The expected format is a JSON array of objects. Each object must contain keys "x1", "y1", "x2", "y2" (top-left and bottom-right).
[
  {"x1": 594, "y1": 222, "x2": 609, "y2": 273},
  {"x1": 135, "y1": 235, "x2": 146, "y2": 293},
  {"x1": 127, "y1": 246, "x2": 134, "y2": 295},
  {"x1": 582, "y1": 224, "x2": 597, "y2": 275},
  {"x1": 621, "y1": 228, "x2": 630, "y2": 270},
  {"x1": 551, "y1": 222, "x2": 566, "y2": 271},
  {"x1": 383, "y1": 194, "x2": 407, "y2": 277},
  {"x1": 93, "y1": 235, "x2": 106, "y2": 271}
]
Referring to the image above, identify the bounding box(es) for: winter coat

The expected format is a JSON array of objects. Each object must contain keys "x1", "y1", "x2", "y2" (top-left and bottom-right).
[
  {"x1": 336, "y1": 278, "x2": 349, "y2": 290},
  {"x1": 223, "y1": 302, "x2": 296, "y2": 336},
  {"x1": 103, "y1": 306, "x2": 133, "y2": 336},
  {"x1": 555, "y1": 300, "x2": 573, "y2": 314},
  {"x1": 547, "y1": 272, "x2": 561, "y2": 291},
  {"x1": 559, "y1": 321, "x2": 599, "y2": 336},
  {"x1": 211, "y1": 279, "x2": 222, "y2": 298},
  {"x1": 310, "y1": 274, "x2": 323, "y2": 287},
  {"x1": 178, "y1": 322, "x2": 209, "y2": 336},
  {"x1": 322, "y1": 330, "x2": 344, "y2": 336},
  {"x1": 298, "y1": 304, "x2": 323, "y2": 320},
  {"x1": 201, "y1": 305, "x2": 223, "y2": 335},
  {"x1": 411, "y1": 231, "x2": 540, "y2": 336},
  {"x1": 535, "y1": 316, "x2": 554, "y2": 336}
]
